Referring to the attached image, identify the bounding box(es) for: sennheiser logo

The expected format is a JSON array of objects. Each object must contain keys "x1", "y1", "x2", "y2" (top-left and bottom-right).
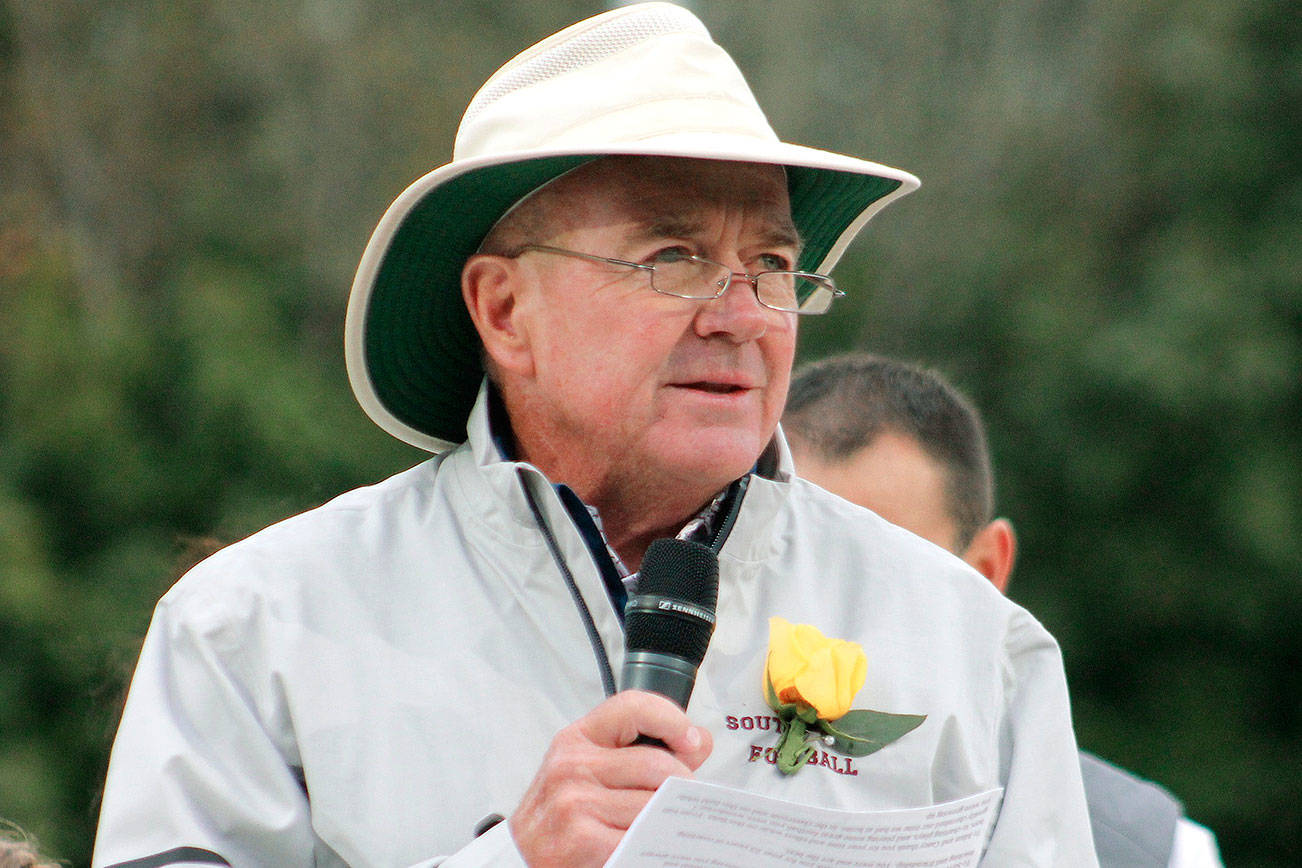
[{"x1": 656, "y1": 599, "x2": 716, "y2": 624}]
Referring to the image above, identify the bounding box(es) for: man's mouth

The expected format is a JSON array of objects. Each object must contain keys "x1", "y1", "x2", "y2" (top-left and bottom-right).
[{"x1": 680, "y1": 381, "x2": 748, "y2": 394}]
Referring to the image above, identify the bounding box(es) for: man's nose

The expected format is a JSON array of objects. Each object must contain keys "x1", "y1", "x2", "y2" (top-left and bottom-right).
[{"x1": 692, "y1": 270, "x2": 773, "y2": 342}]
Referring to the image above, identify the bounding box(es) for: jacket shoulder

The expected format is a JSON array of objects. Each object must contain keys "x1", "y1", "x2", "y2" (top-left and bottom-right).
[{"x1": 159, "y1": 459, "x2": 445, "y2": 618}]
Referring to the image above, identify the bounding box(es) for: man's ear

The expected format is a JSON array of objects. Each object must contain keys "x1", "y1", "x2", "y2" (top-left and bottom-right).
[
  {"x1": 461, "y1": 254, "x2": 533, "y2": 377},
  {"x1": 962, "y1": 518, "x2": 1017, "y2": 594}
]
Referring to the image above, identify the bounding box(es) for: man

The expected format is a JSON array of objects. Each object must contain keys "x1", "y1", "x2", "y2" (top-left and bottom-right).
[
  {"x1": 784, "y1": 352, "x2": 1223, "y2": 868},
  {"x1": 94, "y1": 5, "x2": 1096, "y2": 866}
]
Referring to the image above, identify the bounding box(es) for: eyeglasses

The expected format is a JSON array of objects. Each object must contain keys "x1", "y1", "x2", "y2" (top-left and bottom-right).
[{"x1": 515, "y1": 244, "x2": 844, "y2": 315}]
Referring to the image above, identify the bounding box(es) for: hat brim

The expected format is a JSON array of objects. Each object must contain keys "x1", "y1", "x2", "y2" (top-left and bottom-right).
[{"x1": 346, "y1": 138, "x2": 920, "y2": 452}]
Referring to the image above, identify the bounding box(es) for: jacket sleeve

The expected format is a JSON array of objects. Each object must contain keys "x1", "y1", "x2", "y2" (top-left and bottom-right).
[
  {"x1": 424, "y1": 823, "x2": 528, "y2": 867},
  {"x1": 93, "y1": 588, "x2": 321, "y2": 868},
  {"x1": 94, "y1": 588, "x2": 537, "y2": 868},
  {"x1": 981, "y1": 611, "x2": 1100, "y2": 867}
]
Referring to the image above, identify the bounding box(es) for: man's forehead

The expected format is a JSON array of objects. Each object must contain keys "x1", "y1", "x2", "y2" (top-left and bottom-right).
[{"x1": 550, "y1": 156, "x2": 797, "y2": 243}]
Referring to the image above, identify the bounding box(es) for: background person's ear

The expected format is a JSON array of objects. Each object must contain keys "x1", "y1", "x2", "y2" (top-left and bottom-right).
[
  {"x1": 962, "y1": 518, "x2": 1017, "y2": 594},
  {"x1": 462, "y1": 255, "x2": 534, "y2": 377}
]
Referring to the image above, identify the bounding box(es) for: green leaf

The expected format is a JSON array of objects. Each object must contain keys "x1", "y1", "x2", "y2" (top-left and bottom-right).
[
  {"x1": 763, "y1": 673, "x2": 784, "y2": 710},
  {"x1": 775, "y1": 717, "x2": 816, "y2": 774},
  {"x1": 819, "y1": 709, "x2": 927, "y2": 758}
]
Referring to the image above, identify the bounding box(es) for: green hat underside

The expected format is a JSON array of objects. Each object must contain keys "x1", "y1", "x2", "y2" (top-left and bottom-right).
[{"x1": 364, "y1": 155, "x2": 902, "y2": 447}]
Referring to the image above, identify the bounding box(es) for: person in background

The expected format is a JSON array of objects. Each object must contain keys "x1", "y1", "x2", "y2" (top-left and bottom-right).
[
  {"x1": 783, "y1": 351, "x2": 1224, "y2": 868},
  {"x1": 94, "y1": 5, "x2": 1096, "y2": 866},
  {"x1": 0, "y1": 822, "x2": 60, "y2": 868}
]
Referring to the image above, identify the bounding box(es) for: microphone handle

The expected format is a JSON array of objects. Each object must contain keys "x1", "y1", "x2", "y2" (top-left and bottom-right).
[{"x1": 620, "y1": 650, "x2": 700, "y2": 710}]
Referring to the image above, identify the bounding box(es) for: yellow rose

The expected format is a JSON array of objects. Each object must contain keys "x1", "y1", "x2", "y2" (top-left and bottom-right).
[{"x1": 765, "y1": 617, "x2": 867, "y2": 721}]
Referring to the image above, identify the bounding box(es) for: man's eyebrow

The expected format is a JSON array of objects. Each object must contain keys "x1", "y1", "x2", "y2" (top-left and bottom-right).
[
  {"x1": 759, "y1": 220, "x2": 803, "y2": 253},
  {"x1": 629, "y1": 215, "x2": 704, "y2": 243},
  {"x1": 629, "y1": 215, "x2": 804, "y2": 252}
]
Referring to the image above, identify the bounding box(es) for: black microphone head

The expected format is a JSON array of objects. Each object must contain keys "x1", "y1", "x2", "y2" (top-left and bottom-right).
[{"x1": 625, "y1": 538, "x2": 719, "y2": 667}]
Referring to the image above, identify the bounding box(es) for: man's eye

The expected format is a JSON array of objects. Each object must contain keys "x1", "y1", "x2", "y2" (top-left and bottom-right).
[
  {"x1": 649, "y1": 247, "x2": 693, "y2": 264},
  {"x1": 757, "y1": 253, "x2": 794, "y2": 271}
]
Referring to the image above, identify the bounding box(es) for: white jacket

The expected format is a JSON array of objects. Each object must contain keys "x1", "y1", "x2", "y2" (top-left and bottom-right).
[{"x1": 94, "y1": 390, "x2": 1097, "y2": 867}]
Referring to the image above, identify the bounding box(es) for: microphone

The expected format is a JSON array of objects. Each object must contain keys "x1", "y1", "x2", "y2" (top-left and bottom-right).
[{"x1": 621, "y1": 538, "x2": 720, "y2": 710}]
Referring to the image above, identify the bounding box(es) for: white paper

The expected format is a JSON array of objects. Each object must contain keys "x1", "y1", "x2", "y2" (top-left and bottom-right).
[{"x1": 606, "y1": 777, "x2": 1003, "y2": 868}]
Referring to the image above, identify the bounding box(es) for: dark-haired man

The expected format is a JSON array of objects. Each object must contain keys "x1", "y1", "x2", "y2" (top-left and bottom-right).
[{"x1": 785, "y1": 352, "x2": 1223, "y2": 868}]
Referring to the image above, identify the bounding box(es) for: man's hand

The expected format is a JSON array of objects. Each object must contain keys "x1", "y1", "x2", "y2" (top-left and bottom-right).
[{"x1": 509, "y1": 690, "x2": 713, "y2": 867}]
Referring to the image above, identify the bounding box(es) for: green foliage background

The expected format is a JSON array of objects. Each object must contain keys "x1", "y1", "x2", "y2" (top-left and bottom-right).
[{"x1": 0, "y1": 1, "x2": 1296, "y2": 864}]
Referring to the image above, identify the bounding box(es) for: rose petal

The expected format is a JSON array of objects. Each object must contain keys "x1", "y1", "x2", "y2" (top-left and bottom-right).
[
  {"x1": 793, "y1": 646, "x2": 840, "y2": 718},
  {"x1": 828, "y1": 640, "x2": 868, "y2": 720},
  {"x1": 766, "y1": 619, "x2": 869, "y2": 721},
  {"x1": 765, "y1": 618, "x2": 801, "y2": 694},
  {"x1": 790, "y1": 622, "x2": 826, "y2": 660}
]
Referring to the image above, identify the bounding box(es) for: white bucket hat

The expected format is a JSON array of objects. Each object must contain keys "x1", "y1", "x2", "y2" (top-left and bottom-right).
[{"x1": 346, "y1": 1, "x2": 920, "y2": 452}]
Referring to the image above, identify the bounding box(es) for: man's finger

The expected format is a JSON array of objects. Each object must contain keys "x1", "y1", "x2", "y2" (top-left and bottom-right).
[{"x1": 578, "y1": 691, "x2": 709, "y2": 757}]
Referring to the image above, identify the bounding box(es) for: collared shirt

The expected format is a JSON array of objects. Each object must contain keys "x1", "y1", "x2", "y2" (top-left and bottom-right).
[{"x1": 588, "y1": 484, "x2": 731, "y2": 598}]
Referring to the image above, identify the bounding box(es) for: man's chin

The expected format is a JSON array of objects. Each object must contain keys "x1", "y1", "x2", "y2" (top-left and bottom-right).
[{"x1": 658, "y1": 435, "x2": 766, "y2": 490}]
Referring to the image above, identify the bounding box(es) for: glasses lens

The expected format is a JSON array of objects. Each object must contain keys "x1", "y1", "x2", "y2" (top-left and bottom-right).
[
  {"x1": 755, "y1": 273, "x2": 836, "y2": 314},
  {"x1": 651, "y1": 257, "x2": 731, "y2": 299},
  {"x1": 754, "y1": 272, "x2": 797, "y2": 311}
]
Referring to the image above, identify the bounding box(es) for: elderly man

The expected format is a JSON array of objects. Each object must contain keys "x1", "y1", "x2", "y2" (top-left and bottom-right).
[
  {"x1": 95, "y1": 4, "x2": 1096, "y2": 867},
  {"x1": 784, "y1": 352, "x2": 1223, "y2": 868}
]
